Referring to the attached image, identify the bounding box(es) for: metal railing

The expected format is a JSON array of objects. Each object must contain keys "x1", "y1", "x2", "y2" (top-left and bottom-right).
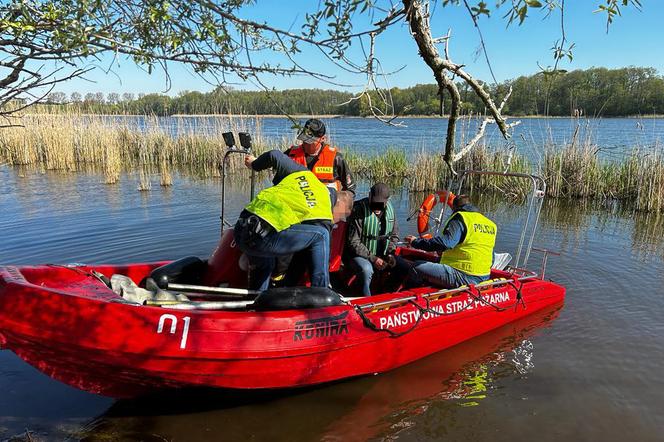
[
  {"x1": 429, "y1": 170, "x2": 547, "y2": 269},
  {"x1": 220, "y1": 147, "x2": 255, "y2": 234},
  {"x1": 354, "y1": 270, "x2": 538, "y2": 312}
]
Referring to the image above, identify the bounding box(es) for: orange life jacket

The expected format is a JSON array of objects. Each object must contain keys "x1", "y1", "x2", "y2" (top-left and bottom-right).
[{"x1": 288, "y1": 145, "x2": 341, "y2": 191}]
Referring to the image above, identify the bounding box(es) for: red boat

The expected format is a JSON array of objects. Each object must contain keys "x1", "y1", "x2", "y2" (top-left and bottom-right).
[{"x1": 0, "y1": 164, "x2": 565, "y2": 398}]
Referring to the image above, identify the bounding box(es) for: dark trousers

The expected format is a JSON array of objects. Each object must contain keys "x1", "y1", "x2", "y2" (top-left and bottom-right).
[{"x1": 234, "y1": 220, "x2": 330, "y2": 291}]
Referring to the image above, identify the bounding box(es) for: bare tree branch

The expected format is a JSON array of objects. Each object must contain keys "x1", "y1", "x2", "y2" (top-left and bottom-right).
[{"x1": 452, "y1": 86, "x2": 521, "y2": 164}]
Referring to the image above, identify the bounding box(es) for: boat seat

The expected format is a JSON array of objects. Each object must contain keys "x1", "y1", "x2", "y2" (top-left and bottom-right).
[{"x1": 493, "y1": 252, "x2": 512, "y2": 271}]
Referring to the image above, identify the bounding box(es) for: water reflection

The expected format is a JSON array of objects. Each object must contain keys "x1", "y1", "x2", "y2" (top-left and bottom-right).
[
  {"x1": 72, "y1": 304, "x2": 562, "y2": 442},
  {"x1": 631, "y1": 210, "x2": 664, "y2": 259},
  {"x1": 3, "y1": 166, "x2": 664, "y2": 441},
  {"x1": 59, "y1": 116, "x2": 664, "y2": 157}
]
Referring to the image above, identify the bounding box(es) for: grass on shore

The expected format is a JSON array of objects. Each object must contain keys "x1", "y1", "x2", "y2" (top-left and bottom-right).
[{"x1": 1, "y1": 112, "x2": 664, "y2": 211}]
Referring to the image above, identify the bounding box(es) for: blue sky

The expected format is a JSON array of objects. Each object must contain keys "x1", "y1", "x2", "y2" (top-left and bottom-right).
[{"x1": 52, "y1": 1, "x2": 663, "y2": 97}]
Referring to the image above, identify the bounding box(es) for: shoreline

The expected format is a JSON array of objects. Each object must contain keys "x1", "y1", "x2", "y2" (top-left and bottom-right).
[
  {"x1": 24, "y1": 112, "x2": 664, "y2": 119},
  {"x1": 169, "y1": 113, "x2": 664, "y2": 119}
]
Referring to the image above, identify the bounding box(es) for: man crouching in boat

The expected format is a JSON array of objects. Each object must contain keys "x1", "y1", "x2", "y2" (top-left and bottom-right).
[
  {"x1": 404, "y1": 194, "x2": 497, "y2": 289},
  {"x1": 234, "y1": 150, "x2": 352, "y2": 291},
  {"x1": 344, "y1": 183, "x2": 402, "y2": 296}
]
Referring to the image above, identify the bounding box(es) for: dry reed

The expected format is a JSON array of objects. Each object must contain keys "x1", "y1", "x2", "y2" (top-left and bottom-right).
[
  {"x1": 3, "y1": 111, "x2": 664, "y2": 212},
  {"x1": 0, "y1": 112, "x2": 270, "y2": 183}
]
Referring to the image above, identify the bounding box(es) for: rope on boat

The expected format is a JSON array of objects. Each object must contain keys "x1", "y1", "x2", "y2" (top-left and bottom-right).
[
  {"x1": 353, "y1": 279, "x2": 527, "y2": 337},
  {"x1": 353, "y1": 300, "x2": 425, "y2": 338},
  {"x1": 47, "y1": 263, "x2": 91, "y2": 276},
  {"x1": 47, "y1": 264, "x2": 113, "y2": 289},
  {"x1": 415, "y1": 289, "x2": 482, "y2": 316},
  {"x1": 507, "y1": 280, "x2": 527, "y2": 311}
]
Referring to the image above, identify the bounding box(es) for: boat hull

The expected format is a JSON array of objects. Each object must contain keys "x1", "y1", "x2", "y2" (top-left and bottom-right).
[{"x1": 0, "y1": 263, "x2": 565, "y2": 398}]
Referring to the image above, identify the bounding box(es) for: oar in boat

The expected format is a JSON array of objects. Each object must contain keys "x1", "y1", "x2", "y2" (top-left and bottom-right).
[
  {"x1": 144, "y1": 299, "x2": 253, "y2": 310},
  {"x1": 166, "y1": 283, "x2": 260, "y2": 297}
]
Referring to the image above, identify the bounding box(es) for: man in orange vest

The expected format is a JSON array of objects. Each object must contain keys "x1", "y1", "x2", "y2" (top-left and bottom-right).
[
  {"x1": 285, "y1": 118, "x2": 356, "y2": 195},
  {"x1": 276, "y1": 118, "x2": 355, "y2": 285}
]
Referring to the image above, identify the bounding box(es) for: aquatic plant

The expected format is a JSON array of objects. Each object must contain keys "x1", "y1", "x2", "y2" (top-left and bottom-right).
[{"x1": 2, "y1": 111, "x2": 664, "y2": 212}]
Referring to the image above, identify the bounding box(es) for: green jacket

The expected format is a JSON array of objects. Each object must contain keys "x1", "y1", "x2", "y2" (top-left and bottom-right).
[{"x1": 345, "y1": 198, "x2": 399, "y2": 262}]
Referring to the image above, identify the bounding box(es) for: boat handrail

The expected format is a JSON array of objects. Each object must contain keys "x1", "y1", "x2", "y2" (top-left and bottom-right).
[
  {"x1": 220, "y1": 146, "x2": 255, "y2": 235},
  {"x1": 430, "y1": 169, "x2": 546, "y2": 269},
  {"x1": 530, "y1": 247, "x2": 560, "y2": 280},
  {"x1": 138, "y1": 267, "x2": 541, "y2": 310},
  {"x1": 354, "y1": 271, "x2": 539, "y2": 311}
]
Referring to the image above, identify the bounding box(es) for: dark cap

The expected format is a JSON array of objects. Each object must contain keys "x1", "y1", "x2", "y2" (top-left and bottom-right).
[
  {"x1": 297, "y1": 118, "x2": 326, "y2": 143},
  {"x1": 369, "y1": 182, "x2": 391, "y2": 204}
]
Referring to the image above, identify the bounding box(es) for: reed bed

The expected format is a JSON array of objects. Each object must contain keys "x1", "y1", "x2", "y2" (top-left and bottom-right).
[
  {"x1": 0, "y1": 113, "x2": 269, "y2": 187},
  {"x1": 2, "y1": 112, "x2": 664, "y2": 212},
  {"x1": 347, "y1": 143, "x2": 531, "y2": 197}
]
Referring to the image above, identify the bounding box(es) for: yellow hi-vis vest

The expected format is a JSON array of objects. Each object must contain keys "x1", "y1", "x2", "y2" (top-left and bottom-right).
[
  {"x1": 245, "y1": 171, "x2": 333, "y2": 232},
  {"x1": 440, "y1": 211, "x2": 497, "y2": 276}
]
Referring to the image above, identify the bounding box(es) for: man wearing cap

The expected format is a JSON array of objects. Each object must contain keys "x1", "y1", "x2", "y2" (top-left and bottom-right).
[
  {"x1": 234, "y1": 149, "x2": 352, "y2": 291},
  {"x1": 285, "y1": 118, "x2": 356, "y2": 194},
  {"x1": 344, "y1": 183, "x2": 401, "y2": 296},
  {"x1": 404, "y1": 194, "x2": 497, "y2": 289}
]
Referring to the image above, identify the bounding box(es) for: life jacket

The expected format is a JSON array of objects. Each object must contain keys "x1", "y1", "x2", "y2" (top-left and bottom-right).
[
  {"x1": 440, "y1": 211, "x2": 497, "y2": 276},
  {"x1": 360, "y1": 199, "x2": 395, "y2": 256},
  {"x1": 245, "y1": 171, "x2": 333, "y2": 232},
  {"x1": 288, "y1": 145, "x2": 341, "y2": 191}
]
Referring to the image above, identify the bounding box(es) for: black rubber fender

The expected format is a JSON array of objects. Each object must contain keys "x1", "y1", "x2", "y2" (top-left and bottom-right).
[
  {"x1": 150, "y1": 256, "x2": 206, "y2": 289},
  {"x1": 252, "y1": 287, "x2": 344, "y2": 311}
]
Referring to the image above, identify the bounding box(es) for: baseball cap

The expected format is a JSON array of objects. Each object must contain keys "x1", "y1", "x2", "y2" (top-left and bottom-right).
[
  {"x1": 297, "y1": 118, "x2": 326, "y2": 144},
  {"x1": 369, "y1": 183, "x2": 391, "y2": 204}
]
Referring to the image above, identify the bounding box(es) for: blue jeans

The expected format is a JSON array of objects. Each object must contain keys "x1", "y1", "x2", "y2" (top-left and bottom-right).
[
  {"x1": 349, "y1": 256, "x2": 375, "y2": 297},
  {"x1": 409, "y1": 261, "x2": 488, "y2": 289},
  {"x1": 348, "y1": 256, "x2": 411, "y2": 296},
  {"x1": 235, "y1": 222, "x2": 330, "y2": 291}
]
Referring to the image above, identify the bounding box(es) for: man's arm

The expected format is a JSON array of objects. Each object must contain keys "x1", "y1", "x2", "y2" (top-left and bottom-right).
[
  {"x1": 250, "y1": 150, "x2": 306, "y2": 184},
  {"x1": 411, "y1": 215, "x2": 465, "y2": 252},
  {"x1": 334, "y1": 153, "x2": 356, "y2": 195},
  {"x1": 386, "y1": 218, "x2": 399, "y2": 255}
]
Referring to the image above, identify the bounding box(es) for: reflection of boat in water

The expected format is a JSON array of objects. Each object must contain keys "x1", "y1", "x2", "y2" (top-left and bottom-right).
[
  {"x1": 0, "y1": 164, "x2": 565, "y2": 398},
  {"x1": 77, "y1": 303, "x2": 562, "y2": 442},
  {"x1": 320, "y1": 302, "x2": 563, "y2": 442}
]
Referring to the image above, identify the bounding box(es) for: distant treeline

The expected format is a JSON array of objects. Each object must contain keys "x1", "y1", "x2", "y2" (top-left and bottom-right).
[{"x1": 43, "y1": 67, "x2": 664, "y2": 117}]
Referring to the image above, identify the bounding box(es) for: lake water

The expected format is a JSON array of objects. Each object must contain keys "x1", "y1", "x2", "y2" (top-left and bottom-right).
[
  {"x1": 1, "y1": 164, "x2": 664, "y2": 441},
  {"x1": 103, "y1": 116, "x2": 664, "y2": 161}
]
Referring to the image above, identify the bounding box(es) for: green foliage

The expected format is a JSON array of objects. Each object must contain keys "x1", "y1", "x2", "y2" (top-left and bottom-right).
[
  {"x1": 595, "y1": 0, "x2": 642, "y2": 31},
  {"x1": 42, "y1": 66, "x2": 664, "y2": 117},
  {"x1": 1, "y1": 0, "x2": 642, "y2": 125}
]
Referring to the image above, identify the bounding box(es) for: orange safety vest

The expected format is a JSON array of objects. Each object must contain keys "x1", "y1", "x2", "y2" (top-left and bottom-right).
[{"x1": 288, "y1": 145, "x2": 341, "y2": 191}]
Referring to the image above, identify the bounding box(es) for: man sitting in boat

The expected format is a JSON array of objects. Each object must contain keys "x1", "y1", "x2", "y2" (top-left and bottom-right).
[
  {"x1": 344, "y1": 183, "x2": 401, "y2": 296},
  {"x1": 234, "y1": 150, "x2": 352, "y2": 291},
  {"x1": 404, "y1": 193, "x2": 497, "y2": 289}
]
